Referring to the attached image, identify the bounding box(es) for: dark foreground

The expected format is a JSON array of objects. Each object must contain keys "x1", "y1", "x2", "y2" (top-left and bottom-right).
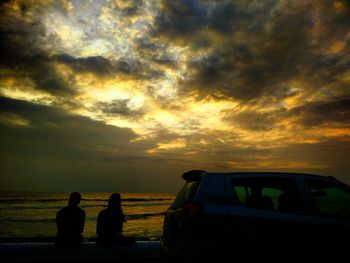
[
  {"x1": 0, "y1": 239, "x2": 346, "y2": 262},
  {"x1": 0, "y1": 240, "x2": 161, "y2": 262}
]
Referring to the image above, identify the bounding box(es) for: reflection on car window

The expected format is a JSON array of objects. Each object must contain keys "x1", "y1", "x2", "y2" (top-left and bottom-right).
[
  {"x1": 262, "y1": 188, "x2": 284, "y2": 210},
  {"x1": 308, "y1": 179, "x2": 350, "y2": 221},
  {"x1": 232, "y1": 177, "x2": 303, "y2": 214}
]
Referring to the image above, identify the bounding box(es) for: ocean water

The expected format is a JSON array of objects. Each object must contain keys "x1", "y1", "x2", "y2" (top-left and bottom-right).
[{"x1": 0, "y1": 192, "x2": 175, "y2": 241}]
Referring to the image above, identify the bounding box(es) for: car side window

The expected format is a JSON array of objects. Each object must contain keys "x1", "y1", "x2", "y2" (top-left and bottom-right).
[
  {"x1": 232, "y1": 177, "x2": 304, "y2": 214},
  {"x1": 307, "y1": 179, "x2": 350, "y2": 221}
]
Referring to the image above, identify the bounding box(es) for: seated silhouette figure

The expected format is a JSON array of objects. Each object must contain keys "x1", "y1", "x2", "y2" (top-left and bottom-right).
[
  {"x1": 96, "y1": 193, "x2": 127, "y2": 245},
  {"x1": 246, "y1": 194, "x2": 274, "y2": 211},
  {"x1": 56, "y1": 192, "x2": 86, "y2": 248},
  {"x1": 277, "y1": 192, "x2": 301, "y2": 213}
]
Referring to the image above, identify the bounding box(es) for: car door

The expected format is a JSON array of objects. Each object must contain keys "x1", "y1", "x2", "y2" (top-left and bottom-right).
[
  {"x1": 226, "y1": 174, "x2": 319, "y2": 249},
  {"x1": 303, "y1": 177, "x2": 350, "y2": 249}
]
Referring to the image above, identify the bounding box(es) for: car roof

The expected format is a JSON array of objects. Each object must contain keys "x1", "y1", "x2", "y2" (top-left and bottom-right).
[{"x1": 182, "y1": 170, "x2": 337, "y2": 181}]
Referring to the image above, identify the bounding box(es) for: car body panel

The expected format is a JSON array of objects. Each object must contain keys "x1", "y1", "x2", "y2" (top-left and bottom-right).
[{"x1": 161, "y1": 171, "x2": 350, "y2": 260}]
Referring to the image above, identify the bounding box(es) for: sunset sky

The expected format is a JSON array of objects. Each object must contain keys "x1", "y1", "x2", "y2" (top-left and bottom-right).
[{"x1": 0, "y1": 0, "x2": 349, "y2": 193}]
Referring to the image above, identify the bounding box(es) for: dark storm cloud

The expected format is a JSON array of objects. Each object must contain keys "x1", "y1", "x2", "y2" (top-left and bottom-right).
[
  {"x1": 155, "y1": 0, "x2": 207, "y2": 40},
  {"x1": 0, "y1": 1, "x2": 75, "y2": 95},
  {"x1": 186, "y1": 3, "x2": 314, "y2": 101},
  {"x1": 222, "y1": 97, "x2": 350, "y2": 131},
  {"x1": 56, "y1": 54, "x2": 116, "y2": 76},
  {"x1": 222, "y1": 110, "x2": 284, "y2": 131},
  {"x1": 0, "y1": 0, "x2": 162, "y2": 99},
  {"x1": 0, "y1": 96, "x2": 141, "y2": 158},
  {"x1": 0, "y1": 96, "x2": 191, "y2": 192},
  {"x1": 155, "y1": 0, "x2": 254, "y2": 42},
  {"x1": 155, "y1": 0, "x2": 350, "y2": 102},
  {"x1": 55, "y1": 54, "x2": 163, "y2": 80},
  {"x1": 95, "y1": 99, "x2": 145, "y2": 118},
  {"x1": 135, "y1": 39, "x2": 179, "y2": 70},
  {"x1": 152, "y1": 56, "x2": 178, "y2": 68},
  {"x1": 0, "y1": 96, "x2": 165, "y2": 190},
  {"x1": 58, "y1": 55, "x2": 136, "y2": 78},
  {"x1": 288, "y1": 98, "x2": 350, "y2": 128},
  {"x1": 111, "y1": 0, "x2": 140, "y2": 16}
]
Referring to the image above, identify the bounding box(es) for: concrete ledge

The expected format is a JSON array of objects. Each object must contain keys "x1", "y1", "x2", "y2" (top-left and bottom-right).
[{"x1": 0, "y1": 241, "x2": 160, "y2": 262}]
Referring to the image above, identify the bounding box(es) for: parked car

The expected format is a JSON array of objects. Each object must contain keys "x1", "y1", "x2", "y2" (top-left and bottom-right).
[{"x1": 160, "y1": 170, "x2": 350, "y2": 261}]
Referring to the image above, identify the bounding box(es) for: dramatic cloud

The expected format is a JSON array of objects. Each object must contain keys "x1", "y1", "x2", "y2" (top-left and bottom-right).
[
  {"x1": 95, "y1": 98, "x2": 146, "y2": 118},
  {"x1": 223, "y1": 110, "x2": 283, "y2": 131},
  {"x1": 0, "y1": 2, "x2": 75, "y2": 95},
  {"x1": 155, "y1": 0, "x2": 350, "y2": 103},
  {"x1": 0, "y1": 0, "x2": 349, "y2": 192},
  {"x1": 0, "y1": 96, "x2": 195, "y2": 192},
  {"x1": 288, "y1": 98, "x2": 350, "y2": 128}
]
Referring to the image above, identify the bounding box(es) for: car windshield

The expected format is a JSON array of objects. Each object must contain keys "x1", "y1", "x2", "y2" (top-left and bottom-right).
[{"x1": 171, "y1": 180, "x2": 200, "y2": 209}]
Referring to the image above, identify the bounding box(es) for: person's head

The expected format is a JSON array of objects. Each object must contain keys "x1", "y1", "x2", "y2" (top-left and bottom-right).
[
  {"x1": 68, "y1": 192, "x2": 81, "y2": 207},
  {"x1": 108, "y1": 193, "x2": 121, "y2": 209}
]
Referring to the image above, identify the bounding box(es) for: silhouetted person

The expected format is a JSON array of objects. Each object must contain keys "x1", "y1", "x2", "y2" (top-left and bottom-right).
[
  {"x1": 96, "y1": 193, "x2": 126, "y2": 245},
  {"x1": 56, "y1": 192, "x2": 85, "y2": 248}
]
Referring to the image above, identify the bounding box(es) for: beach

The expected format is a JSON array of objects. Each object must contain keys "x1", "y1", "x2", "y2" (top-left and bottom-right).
[
  {"x1": 0, "y1": 191, "x2": 174, "y2": 241},
  {"x1": 0, "y1": 191, "x2": 173, "y2": 261}
]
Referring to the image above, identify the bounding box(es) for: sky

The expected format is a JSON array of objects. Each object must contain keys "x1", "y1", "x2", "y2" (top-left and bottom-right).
[{"x1": 0, "y1": 0, "x2": 349, "y2": 193}]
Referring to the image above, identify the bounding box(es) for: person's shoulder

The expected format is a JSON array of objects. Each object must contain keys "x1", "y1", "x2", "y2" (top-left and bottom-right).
[
  {"x1": 98, "y1": 208, "x2": 108, "y2": 215},
  {"x1": 77, "y1": 206, "x2": 85, "y2": 214},
  {"x1": 57, "y1": 206, "x2": 67, "y2": 213}
]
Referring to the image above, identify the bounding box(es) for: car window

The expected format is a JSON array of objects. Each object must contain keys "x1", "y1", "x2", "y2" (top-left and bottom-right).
[
  {"x1": 171, "y1": 180, "x2": 200, "y2": 209},
  {"x1": 232, "y1": 177, "x2": 303, "y2": 214},
  {"x1": 307, "y1": 179, "x2": 350, "y2": 221}
]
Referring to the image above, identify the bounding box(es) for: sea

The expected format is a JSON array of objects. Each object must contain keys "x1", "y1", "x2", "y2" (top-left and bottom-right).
[{"x1": 0, "y1": 191, "x2": 175, "y2": 241}]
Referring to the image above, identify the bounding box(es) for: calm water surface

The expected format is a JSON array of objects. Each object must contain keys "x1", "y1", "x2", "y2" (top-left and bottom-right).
[{"x1": 0, "y1": 191, "x2": 175, "y2": 240}]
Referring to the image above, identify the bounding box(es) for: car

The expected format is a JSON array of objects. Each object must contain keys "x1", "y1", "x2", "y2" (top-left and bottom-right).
[{"x1": 160, "y1": 170, "x2": 350, "y2": 261}]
